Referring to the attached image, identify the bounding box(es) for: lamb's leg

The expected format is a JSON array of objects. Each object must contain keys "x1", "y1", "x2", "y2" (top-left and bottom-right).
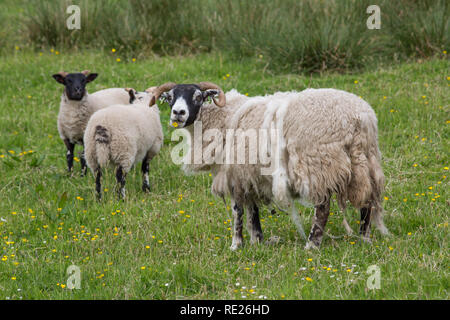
[
  {"x1": 80, "y1": 142, "x2": 87, "y2": 177},
  {"x1": 95, "y1": 168, "x2": 102, "y2": 200},
  {"x1": 141, "y1": 154, "x2": 151, "y2": 193},
  {"x1": 305, "y1": 199, "x2": 330, "y2": 249},
  {"x1": 359, "y1": 206, "x2": 372, "y2": 242},
  {"x1": 230, "y1": 199, "x2": 244, "y2": 251},
  {"x1": 246, "y1": 203, "x2": 263, "y2": 244},
  {"x1": 115, "y1": 166, "x2": 127, "y2": 200},
  {"x1": 63, "y1": 139, "x2": 75, "y2": 173}
]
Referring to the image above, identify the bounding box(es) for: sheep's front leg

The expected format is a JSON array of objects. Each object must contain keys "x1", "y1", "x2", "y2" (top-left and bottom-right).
[
  {"x1": 305, "y1": 199, "x2": 330, "y2": 250},
  {"x1": 230, "y1": 199, "x2": 244, "y2": 251},
  {"x1": 141, "y1": 154, "x2": 151, "y2": 193},
  {"x1": 115, "y1": 166, "x2": 127, "y2": 200},
  {"x1": 80, "y1": 142, "x2": 87, "y2": 176},
  {"x1": 359, "y1": 206, "x2": 372, "y2": 242},
  {"x1": 63, "y1": 139, "x2": 75, "y2": 173},
  {"x1": 246, "y1": 203, "x2": 263, "y2": 244}
]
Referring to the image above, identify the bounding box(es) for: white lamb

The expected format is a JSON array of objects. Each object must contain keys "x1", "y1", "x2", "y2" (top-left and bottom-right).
[
  {"x1": 52, "y1": 70, "x2": 130, "y2": 175},
  {"x1": 84, "y1": 88, "x2": 163, "y2": 199},
  {"x1": 150, "y1": 82, "x2": 389, "y2": 250}
]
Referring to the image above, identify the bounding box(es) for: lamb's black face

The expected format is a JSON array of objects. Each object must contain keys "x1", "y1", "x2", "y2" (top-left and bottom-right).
[
  {"x1": 161, "y1": 84, "x2": 219, "y2": 128},
  {"x1": 52, "y1": 72, "x2": 98, "y2": 101}
]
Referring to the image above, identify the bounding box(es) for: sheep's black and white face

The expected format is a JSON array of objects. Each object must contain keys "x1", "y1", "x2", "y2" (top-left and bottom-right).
[
  {"x1": 52, "y1": 72, "x2": 98, "y2": 101},
  {"x1": 161, "y1": 84, "x2": 219, "y2": 128}
]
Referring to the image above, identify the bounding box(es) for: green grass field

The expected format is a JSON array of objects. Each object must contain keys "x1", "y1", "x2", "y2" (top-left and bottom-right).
[{"x1": 0, "y1": 50, "x2": 448, "y2": 299}]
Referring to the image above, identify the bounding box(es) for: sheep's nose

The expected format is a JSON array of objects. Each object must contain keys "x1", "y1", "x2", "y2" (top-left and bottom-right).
[{"x1": 173, "y1": 110, "x2": 186, "y2": 116}]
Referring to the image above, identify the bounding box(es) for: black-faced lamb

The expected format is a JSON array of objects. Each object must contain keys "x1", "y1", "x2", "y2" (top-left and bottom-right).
[
  {"x1": 150, "y1": 82, "x2": 389, "y2": 250},
  {"x1": 52, "y1": 70, "x2": 130, "y2": 175},
  {"x1": 84, "y1": 88, "x2": 163, "y2": 199}
]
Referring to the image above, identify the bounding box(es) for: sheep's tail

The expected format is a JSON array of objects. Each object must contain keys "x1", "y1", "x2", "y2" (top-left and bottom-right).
[
  {"x1": 289, "y1": 202, "x2": 307, "y2": 240},
  {"x1": 369, "y1": 154, "x2": 389, "y2": 236},
  {"x1": 371, "y1": 200, "x2": 389, "y2": 235},
  {"x1": 93, "y1": 125, "x2": 111, "y2": 168},
  {"x1": 367, "y1": 131, "x2": 389, "y2": 235}
]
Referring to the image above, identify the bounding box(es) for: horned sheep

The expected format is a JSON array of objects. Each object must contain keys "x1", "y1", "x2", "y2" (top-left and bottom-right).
[{"x1": 150, "y1": 82, "x2": 389, "y2": 250}]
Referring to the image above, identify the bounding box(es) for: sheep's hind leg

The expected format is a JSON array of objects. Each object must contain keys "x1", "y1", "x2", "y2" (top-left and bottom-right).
[
  {"x1": 230, "y1": 199, "x2": 244, "y2": 251},
  {"x1": 246, "y1": 203, "x2": 263, "y2": 244},
  {"x1": 359, "y1": 207, "x2": 372, "y2": 242},
  {"x1": 80, "y1": 152, "x2": 88, "y2": 177},
  {"x1": 115, "y1": 166, "x2": 127, "y2": 200},
  {"x1": 63, "y1": 139, "x2": 75, "y2": 174},
  {"x1": 305, "y1": 199, "x2": 330, "y2": 250},
  {"x1": 95, "y1": 168, "x2": 102, "y2": 201},
  {"x1": 141, "y1": 154, "x2": 151, "y2": 193}
]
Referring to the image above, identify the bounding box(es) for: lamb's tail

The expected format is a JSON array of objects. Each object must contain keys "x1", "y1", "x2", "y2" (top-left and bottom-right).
[{"x1": 93, "y1": 125, "x2": 111, "y2": 168}]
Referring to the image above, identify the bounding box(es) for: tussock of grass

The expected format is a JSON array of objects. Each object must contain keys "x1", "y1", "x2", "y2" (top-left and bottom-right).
[
  {"x1": 0, "y1": 51, "x2": 448, "y2": 299},
  {"x1": 1, "y1": 0, "x2": 447, "y2": 73}
]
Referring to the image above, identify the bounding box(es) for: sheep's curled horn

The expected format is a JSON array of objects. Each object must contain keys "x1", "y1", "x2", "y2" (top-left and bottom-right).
[
  {"x1": 149, "y1": 82, "x2": 226, "y2": 107},
  {"x1": 149, "y1": 82, "x2": 177, "y2": 106}
]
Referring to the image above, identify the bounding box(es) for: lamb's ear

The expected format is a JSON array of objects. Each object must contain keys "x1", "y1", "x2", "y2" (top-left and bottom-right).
[
  {"x1": 202, "y1": 89, "x2": 219, "y2": 100},
  {"x1": 125, "y1": 88, "x2": 137, "y2": 103},
  {"x1": 85, "y1": 73, "x2": 98, "y2": 83},
  {"x1": 52, "y1": 72, "x2": 67, "y2": 84}
]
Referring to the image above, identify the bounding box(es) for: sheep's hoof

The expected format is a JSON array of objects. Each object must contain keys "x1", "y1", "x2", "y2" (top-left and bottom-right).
[
  {"x1": 142, "y1": 184, "x2": 151, "y2": 193},
  {"x1": 250, "y1": 233, "x2": 263, "y2": 245},
  {"x1": 304, "y1": 241, "x2": 320, "y2": 250},
  {"x1": 230, "y1": 242, "x2": 243, "y2": 251}
]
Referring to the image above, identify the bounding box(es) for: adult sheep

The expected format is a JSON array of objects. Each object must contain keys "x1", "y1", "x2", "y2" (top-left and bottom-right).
[
  {"x1": 150, "y1": 82, "x2": 389, "y2": 250},
  {"x1": 52, "y1": 70, "x2": 130, "y2": 175}
]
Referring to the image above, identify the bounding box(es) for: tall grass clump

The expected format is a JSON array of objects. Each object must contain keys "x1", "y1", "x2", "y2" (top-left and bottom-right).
[
  {"x1": 384, "y1": 0, "x2": 449, "y2": 58},
  {"x1": 21, "y1": 0, "x2": 450, "y2": 73},
  {"x1": 213, "y1": 0, "x2": 378, "y2": 73}
]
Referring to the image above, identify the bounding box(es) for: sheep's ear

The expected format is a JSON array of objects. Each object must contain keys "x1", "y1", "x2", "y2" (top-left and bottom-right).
[
  {"x1": 52, "y1": 72, "x2": 67, "y2": 84},
  {"x1": 85, "y1": 73, "x2": 98, "y2": 83},
  {"x1": 161, "y1": 92, "x2": 169, "y2": 100},
  {"x1": 125, "y1": 88, "x2": 137, "y2": 103},
  {"x1": 149, "y1": 96, "x2": 157, "y2": 106},
  {"x1": 202, "y1": 89, "x2": 219, "y2": 99}
]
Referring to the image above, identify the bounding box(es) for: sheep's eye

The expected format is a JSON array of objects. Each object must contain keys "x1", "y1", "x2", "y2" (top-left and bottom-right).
[{"x1": 195, "y1": 94, "x2": 202, "y2": 102}]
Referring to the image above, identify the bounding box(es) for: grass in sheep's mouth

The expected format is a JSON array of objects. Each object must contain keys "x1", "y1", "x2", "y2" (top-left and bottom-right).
[{"x1": 0, "y1": 50, "x2": 448, "y2": 300}]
